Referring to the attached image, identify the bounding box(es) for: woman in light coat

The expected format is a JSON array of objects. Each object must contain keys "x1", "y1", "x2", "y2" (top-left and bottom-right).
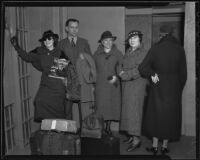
[{"x1": 119, "y1": 30, "x2": 147, "y2": 152}]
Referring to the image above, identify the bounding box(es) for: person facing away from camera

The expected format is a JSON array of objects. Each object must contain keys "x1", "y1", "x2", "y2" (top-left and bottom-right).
[
  {"x1": 93, "y1": 31, "x2": 123, "y2": 136},
  {"x1": 57, "y1": 18, "x2": 92, "y2": 120},
  {"x1": 10, "y1": 30, "x2": 69, "y2": 129},
  {"x1": 138, "y1": 24, "x2": 187, "y2": 155},
  {"x1": 119, "y1": 30, "x2": 148, "y2": 152}
]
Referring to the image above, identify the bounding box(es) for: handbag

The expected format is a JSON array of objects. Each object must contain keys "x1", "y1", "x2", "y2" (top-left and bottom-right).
[{"x1": 81, "y1": 105, "x2": 104, "y2": 139}]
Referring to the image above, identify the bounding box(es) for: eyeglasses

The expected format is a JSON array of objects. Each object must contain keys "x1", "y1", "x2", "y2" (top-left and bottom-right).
[{"x1": 44, "y1": 37, "x2": 53, "y2": 41}]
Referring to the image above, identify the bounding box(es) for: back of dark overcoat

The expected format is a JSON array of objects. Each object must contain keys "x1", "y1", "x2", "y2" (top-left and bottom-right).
[{"x1": 139, "y1": 35, "x2": 187, "y2": 141}]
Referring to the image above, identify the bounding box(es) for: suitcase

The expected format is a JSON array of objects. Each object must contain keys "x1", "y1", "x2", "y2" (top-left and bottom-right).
[
  {"x1": 30, "y1": 130, "x2": 81, "y2": 155},
  {"x1": 30, "y1": 130, "x2": 44, "y2": 155},
  {"x1": 30, "y1": 101, "x2": 83, "y2": 155},
  {"x1": 41, "y1": 119, "x2": 77, "y2": 133},
  {"x1": 81, "y1": 134, "x2": 120, "y2": 155},
  {"x1": 81, "y1": 111, "x2": 104, "y2": 139}
]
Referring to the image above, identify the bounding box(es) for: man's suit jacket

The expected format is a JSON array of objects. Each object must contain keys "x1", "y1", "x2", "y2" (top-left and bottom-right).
[{"x1": 58, "y1": 37, "x2": 92, "y2": 65}]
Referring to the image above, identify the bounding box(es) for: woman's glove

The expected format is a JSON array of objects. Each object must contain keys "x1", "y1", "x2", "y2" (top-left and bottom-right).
[
  {"x1": 10, "y1": 36, "x2": 20, "y2": 50},
  {"x1": 151, "y1": 73, "x2": 159, "y2": 84}
]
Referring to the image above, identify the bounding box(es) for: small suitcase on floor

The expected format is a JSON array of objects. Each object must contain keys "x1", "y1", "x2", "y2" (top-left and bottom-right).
[
  {"x1": 30, "y1": 130, "x2": 81, "y2": 155},
  {"x1": 81, "y1": 134, "x2": 120, "y2": 155}
]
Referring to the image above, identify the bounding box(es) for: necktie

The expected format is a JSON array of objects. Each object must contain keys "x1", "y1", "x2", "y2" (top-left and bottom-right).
[{"x1": 71, "y1": 38, "x2": 75, "y2": 47}]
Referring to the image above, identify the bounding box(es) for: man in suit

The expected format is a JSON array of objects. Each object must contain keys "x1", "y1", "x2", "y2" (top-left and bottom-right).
[{"x1": 58, "y1": 18, "x2": 92, "y2": 120}]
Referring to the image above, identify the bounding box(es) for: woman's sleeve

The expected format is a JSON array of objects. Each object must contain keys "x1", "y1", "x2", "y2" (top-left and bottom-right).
[
  {"x1": 15, "y1": 47, "x2": 39, "y2": 63},
  {"x1": 138, "y1": 47, "x2": 155, "y2": 78},
  {"x1": 115, "y1": 51, "x2": 124, "y2": 76}
]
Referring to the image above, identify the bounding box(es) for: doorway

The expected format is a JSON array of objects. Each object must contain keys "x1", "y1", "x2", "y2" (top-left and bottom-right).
[{"x1": 152, "y1": 13, "x2": 185, "y2": 45}]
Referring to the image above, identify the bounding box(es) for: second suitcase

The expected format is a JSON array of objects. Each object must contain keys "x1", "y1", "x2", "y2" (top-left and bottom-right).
[
  {"x1": 31, "y1": 130, "x2": 81, "y2": 155},
  {"x1": 81, "y1": 134, "x2": 120, "y2": 155},
  {"x1": 41, "y1": 131, "x2": 81, "y2": 155}
]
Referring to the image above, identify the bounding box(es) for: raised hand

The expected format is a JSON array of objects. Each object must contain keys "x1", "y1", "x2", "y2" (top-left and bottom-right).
[{"x1": 10, "y1": 36, "x2": 19, "y2": 49}]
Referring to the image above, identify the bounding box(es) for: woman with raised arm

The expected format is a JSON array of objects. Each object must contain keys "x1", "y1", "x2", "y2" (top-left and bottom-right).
[{"x1": 10, "y1": 30, "x2": 69, "y2": 128}]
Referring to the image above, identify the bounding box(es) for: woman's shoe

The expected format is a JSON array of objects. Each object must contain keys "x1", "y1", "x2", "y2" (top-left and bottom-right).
[
  {"x1": 161, "y1": 147, "x2": 170, "y2": 154},
  {"x1": 123, "y1": 137, "x2": 133, "y2": 144},
  {"x1": 127, "y1": 141, "x2": 141, "y2": 152},
  {"x1": 146, "y1": 146, "x2": 158, "y2": 155}
]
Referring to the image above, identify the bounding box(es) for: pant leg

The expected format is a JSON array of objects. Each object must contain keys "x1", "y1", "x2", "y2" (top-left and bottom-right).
[{"x1": 65, "y1": 99, "x2": 73, "y2": 120}]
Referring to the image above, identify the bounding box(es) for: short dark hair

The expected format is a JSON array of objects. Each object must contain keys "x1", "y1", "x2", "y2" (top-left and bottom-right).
[
  {"x1": 41, "y1": 36, "x2": 59, "y2": 48},
  {"x1": 65, "y1": 18, "x2": 79, "y2": 27}
]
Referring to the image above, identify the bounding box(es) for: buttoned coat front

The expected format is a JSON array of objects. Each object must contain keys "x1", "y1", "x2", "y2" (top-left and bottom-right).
[{"x1": 93, "y1": 45, "x2": 123, "y2": 121}]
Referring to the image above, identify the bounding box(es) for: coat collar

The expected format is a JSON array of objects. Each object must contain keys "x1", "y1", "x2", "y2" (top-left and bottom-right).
[
  {"x1": 125, "y1": 43, "x2": 144, "y2": 57},
  {"x1": 95, "y1": 44, "x2": 119, "y2": 56}
]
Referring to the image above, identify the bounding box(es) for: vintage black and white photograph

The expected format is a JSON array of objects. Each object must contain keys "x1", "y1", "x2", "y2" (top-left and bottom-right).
[{"x1": 1, "y1": 1, "x2": 198, "y2": 160}]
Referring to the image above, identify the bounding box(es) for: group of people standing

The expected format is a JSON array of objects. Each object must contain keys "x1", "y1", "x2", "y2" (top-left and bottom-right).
[{"x1": 10, "y1": 18, "x2": 187, "y2": 155}]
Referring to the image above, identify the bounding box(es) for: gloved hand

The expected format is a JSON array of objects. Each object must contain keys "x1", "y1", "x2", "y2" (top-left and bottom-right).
[{"x1": 10, "y1": 36, "x2": 20, "y2": 50}]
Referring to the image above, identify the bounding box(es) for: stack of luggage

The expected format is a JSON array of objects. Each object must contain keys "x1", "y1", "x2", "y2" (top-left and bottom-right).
[
  {"x1": 30, "y1": 119, "x2": 81, "y2": 155},
  {"x1": 30, "y1": 103, "x2": 120, "y2": 155}
]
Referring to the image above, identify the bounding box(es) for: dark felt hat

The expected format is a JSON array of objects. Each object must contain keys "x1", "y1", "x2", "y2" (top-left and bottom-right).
[
  {"x1": 160, "y1": 25, "x2": 174, "y2": 34},
  {"x1": 128, "y1": 30, "x2": 143, "y2": 39},
  {"x1": 98, "y1": 31, "x2": 117, "y2": 43},
  {"x1": 39, "y1": 30, "x2": 59, "y2": 42}
]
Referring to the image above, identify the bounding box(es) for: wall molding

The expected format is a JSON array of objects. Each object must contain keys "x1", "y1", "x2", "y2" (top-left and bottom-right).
[{"x1": 126, "y1": 6, "x2": 184, "y2": 15}]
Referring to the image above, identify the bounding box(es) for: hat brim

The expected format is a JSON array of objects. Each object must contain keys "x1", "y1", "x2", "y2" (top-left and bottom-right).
[
  {"x1": 128, "y1": 33, "x2": 143, "y2": 39},
  {"x1": 98, "y1": 36, "x2": 117, "y2": 43},
  {"x1": 39, "y1": 34, "x2": 59, "y2": 42}
]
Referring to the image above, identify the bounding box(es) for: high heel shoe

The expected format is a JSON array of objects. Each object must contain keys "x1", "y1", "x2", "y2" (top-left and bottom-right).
[
  {"x1": 146, "y1": 146, "x2": 158, "y2": 155},
  {"x1": 123, "y1": 137, "x2": 133, "y2": 144},
  {"x1": 127, "y1": 141, "x2": 141, "y2": 152},
  {"x1": 161, "y1": 147, "x2": 170, "y2": 154}
]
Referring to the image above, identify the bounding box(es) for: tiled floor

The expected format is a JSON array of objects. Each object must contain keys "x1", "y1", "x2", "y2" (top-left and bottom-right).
[{"x1": 7, "y1": 132, "x2": 196, "y2": 159}]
